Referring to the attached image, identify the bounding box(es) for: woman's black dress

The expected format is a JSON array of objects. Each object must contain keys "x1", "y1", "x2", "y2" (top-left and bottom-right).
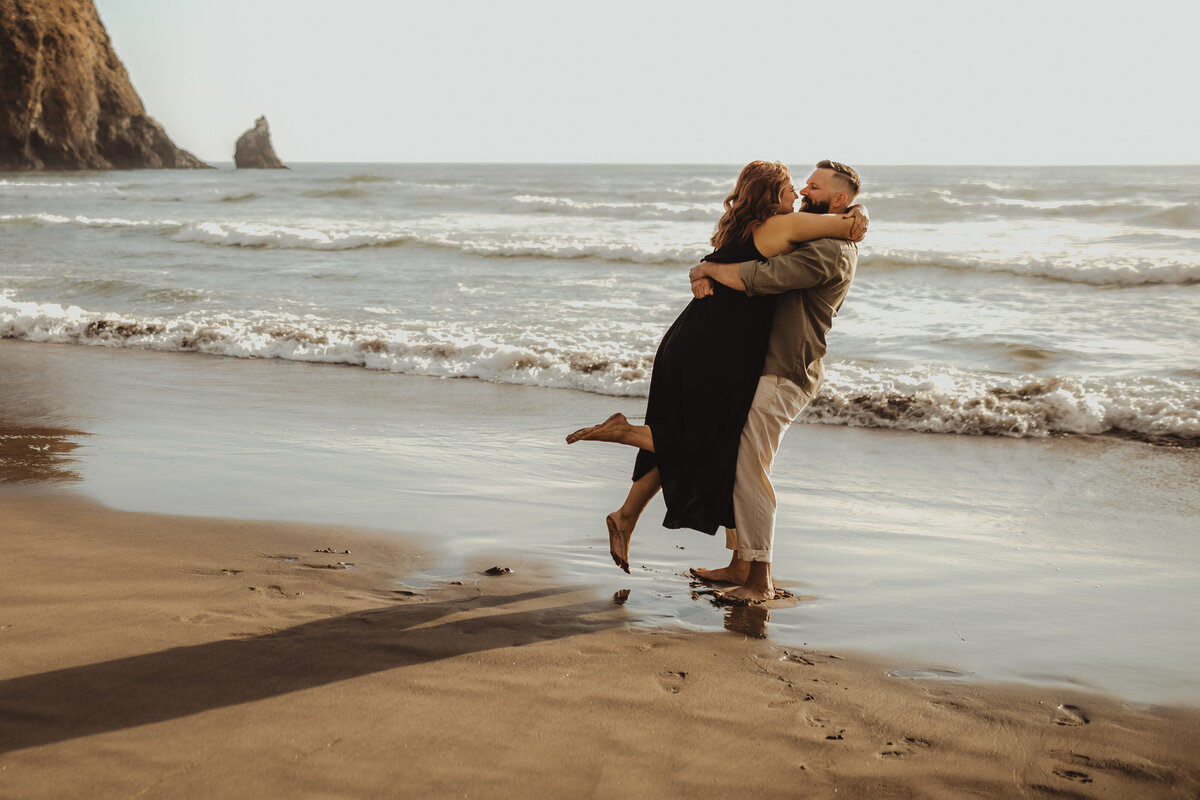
[{"x1": 632, "y1": 237, "x2": 775, "y2": 534}]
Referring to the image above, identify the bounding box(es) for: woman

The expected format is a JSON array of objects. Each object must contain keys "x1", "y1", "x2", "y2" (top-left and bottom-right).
[{"x1": 567, "y1": 161, "x2": 865, "y2": 572}]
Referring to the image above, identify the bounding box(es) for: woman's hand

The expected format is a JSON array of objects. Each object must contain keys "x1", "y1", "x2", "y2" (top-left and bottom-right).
[{"x1": 845, "y1": 205, "x2": 870, "y2": 241}]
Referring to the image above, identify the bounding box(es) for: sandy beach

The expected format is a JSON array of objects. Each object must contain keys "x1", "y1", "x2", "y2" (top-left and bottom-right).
[
  {"x1": 2, "y1": 339, "x2": 1200, "y2": 797},
  {"x1": 2, "y1": 491, "x2": 1199, "y2": 799}
]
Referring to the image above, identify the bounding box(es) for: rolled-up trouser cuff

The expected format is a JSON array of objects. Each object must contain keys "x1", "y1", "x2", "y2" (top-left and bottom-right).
[{"x1": 736, "y1": 547, "x2": 772, "y2": 563}]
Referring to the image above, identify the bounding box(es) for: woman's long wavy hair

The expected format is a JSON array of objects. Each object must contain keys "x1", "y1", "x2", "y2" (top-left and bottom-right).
[{"x1": 711, "y1": 161, "x2": 792, "y2": 250}]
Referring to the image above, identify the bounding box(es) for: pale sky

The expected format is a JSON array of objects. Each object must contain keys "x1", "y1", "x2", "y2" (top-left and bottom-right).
[{"x1": 96, "y1": 0, "x2": 1199, "y2": 165}]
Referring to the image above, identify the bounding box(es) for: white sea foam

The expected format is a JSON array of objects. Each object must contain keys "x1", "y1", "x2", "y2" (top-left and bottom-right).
[
  {"x1": 170, "y1": 219, "x2": 707, "y2": 263},
  {"x1": 3, "y1": 296, "x2": 1196, "y2": 443},
  {"x1": 810, "y1": 364, "x2": 1200, "y2": 442},
  {"x1": 510, "y1": 194, "x2": 718, "y2": 220},
  {"x1": 0, "y1": 296, "x2": 654, "y2": 397},
  {"x1": 866, "y1": 247, "x2": 1200, "y2": 286},
  {"x1": 0, "y1": 212, "x2": 180, "y2": 230},
  {"x1": 171, "y1": 221, "x2": 400, "y2": 250}
]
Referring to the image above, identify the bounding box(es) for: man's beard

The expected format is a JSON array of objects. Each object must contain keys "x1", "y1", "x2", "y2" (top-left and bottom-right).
[{"x1": 800, "y1": 196, "x2": 830, "y2": 214}]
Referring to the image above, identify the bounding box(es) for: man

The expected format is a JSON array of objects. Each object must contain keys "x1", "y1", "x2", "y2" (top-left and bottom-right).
[{"x1": 687, "y1": 160, "x2": 863, "y2": 603}]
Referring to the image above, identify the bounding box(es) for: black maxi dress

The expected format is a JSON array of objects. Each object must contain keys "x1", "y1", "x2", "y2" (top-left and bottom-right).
[{"x1": 632, "y1": 236, "x2": 776, "y2": 534}]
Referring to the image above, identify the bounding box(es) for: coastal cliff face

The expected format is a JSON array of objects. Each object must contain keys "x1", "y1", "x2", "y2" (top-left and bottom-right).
[
  {"x1": 234, "y1": 116, "x2": 286, "y2": 169},
  {"x1": 0, "y1": 0, "x2": 209, "y2": 170}
]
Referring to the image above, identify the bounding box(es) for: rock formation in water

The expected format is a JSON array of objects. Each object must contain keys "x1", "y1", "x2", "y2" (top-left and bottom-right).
[
  {"x1": 234, "y1": 116, "x2": 286, "y2": 169},
  {"x1": 0, "y1": 0, "x2": 209, "y2": 170}
]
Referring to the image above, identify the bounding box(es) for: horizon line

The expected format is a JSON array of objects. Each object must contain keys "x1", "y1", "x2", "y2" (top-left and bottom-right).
[{"x1": 183, "y1": 160, "x2": 1200, "y2": 168}]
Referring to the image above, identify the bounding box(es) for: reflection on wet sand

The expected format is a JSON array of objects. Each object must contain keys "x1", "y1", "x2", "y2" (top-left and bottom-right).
[
  {"x1": 0, "y1": 424, "x2": 89, "y2": 483},
  {"x1": 724, "y1": 604, "x2": 771, "y2": 638}
]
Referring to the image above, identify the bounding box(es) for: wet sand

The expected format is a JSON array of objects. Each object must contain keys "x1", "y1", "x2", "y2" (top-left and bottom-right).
[
  {"x1": 2, "y1": 339, "x2": 1200, "y2": 795},
  {"x1": 4, "y1": 339, "x2": 1199, "y2": 703},
  {"x1": 2, "y1": 491, "x2": 1199, "y2": 798}
]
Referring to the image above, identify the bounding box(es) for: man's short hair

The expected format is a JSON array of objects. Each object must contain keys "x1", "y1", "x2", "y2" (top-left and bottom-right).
[{"x1": 817, "y1": 160, "x2": 861, "y2": 198}]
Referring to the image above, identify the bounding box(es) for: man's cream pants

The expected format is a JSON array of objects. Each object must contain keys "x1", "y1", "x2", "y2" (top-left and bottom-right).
[{"x1": 724, "y1": 374, "x2": 813, "y2": 563}]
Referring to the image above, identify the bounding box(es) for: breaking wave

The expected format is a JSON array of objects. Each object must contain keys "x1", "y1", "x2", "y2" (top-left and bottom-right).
[
  {"x1": 863, "y1": 249, "x2": 1200, "y2": 287},
  {"x1": 2, "y1": 296, "x2": 1196, "y2": 445},
  {"x1": 808, "y1": 364, "x2": 1200, "y2": 444}
]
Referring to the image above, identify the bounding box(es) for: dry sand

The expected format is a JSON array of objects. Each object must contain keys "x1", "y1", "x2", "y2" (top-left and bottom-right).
[{"x1": 2, "y1": 490, "x2": 1197, "y2": 799}]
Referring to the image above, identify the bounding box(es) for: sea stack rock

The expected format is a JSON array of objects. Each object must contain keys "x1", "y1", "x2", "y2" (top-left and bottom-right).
[
  {"x1": 234, "y1": 116, "x2": 286, "y2": 169},
  {"x1": 0, "y1": 0, "x2": 209, "y2": 170}
]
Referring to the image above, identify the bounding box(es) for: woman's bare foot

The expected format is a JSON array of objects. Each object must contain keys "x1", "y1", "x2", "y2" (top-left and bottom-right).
[
  {"x1": 566, "y1": 414, "x2": 654, "y2": 451},
  {"x1": 568, "y1": 412, "x2": 638, "y2": 443},
  {"x1": 566, "y1": 413, "x2": 625, "y2": 444},
  {"x1": 606, "y1": 512, "x2": 632, "y2": 573}
]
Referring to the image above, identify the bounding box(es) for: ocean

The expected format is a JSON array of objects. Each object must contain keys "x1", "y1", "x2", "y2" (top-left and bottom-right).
[{"x1": 2, "y1": 162, "x2": 1197, "y2": 444}]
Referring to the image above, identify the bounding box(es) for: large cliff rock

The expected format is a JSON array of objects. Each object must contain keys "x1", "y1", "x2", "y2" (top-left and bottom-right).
[
  {"x1": 0, "y1": 0, "x2": 209, "y2": 171},
  {"x1": 234, "y1": 116, "x2": 286, "y2": 169}
]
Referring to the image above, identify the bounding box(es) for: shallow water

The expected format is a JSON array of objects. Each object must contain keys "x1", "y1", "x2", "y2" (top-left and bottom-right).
[{"x1": 4, "y1": 340, "x2": 1197, "y2": 705}]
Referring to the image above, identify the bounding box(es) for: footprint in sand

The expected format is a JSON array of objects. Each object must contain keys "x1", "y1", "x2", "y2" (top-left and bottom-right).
[
  {"x1": 877, "y1": 736, "x2": 933, "y2": 759},
  {"x1": 802, "y1": 711, "x2": 831, "y2": 729},
  {"x1": 248, "y1": 585, "x2": 289, "y2": 598},
  {"x1": 1050, "y1": 751, "x2": 1172, "y2": 784},
  {"x1": 1053, "y1": 704, "x2": 1089, "y2": 726},
  {"x1": 657, "y1": 671, "x2": 687, "y2": 694},
  {"x1": 1053, "y1": 768, "x2": 1094, "y2": 784},
  {"x1": 767, "y1": 683, "x2": 815, "y2": 709}
]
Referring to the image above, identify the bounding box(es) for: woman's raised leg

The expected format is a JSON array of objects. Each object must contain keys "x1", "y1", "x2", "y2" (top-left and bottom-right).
[{"x1": 606, "y1": 467, "x2": 660, "y2": 573}]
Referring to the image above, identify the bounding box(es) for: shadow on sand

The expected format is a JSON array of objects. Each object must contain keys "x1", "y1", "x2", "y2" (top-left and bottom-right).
[{"x1": 0, "y1": 585, "x2": 624, "y2": 754}]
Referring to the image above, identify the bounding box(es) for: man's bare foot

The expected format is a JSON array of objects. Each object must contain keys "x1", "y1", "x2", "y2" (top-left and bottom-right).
[
  {"x1": 606, "y1": 512, "x2": 632, "y2": 574},
  {"x1": 566, "y1": 413, "x2": 626, "y2": 444},
  {"x1": 690, "y1": 562, "x2": 750, "y2": 585},
  {"x1": 712, "y1": 560, "x2": 773, "y2": 605},
  {"x1": 691, "y1": 551, "x2": 751, "y2": 584}
]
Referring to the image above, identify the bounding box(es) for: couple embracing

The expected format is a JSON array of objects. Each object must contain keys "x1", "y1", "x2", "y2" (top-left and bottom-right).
[{"x1": 568, "y1": 160, "x2": 865, "y2": 604}]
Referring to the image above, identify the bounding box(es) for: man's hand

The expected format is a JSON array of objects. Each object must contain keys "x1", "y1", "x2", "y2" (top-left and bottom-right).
[
  {"x1": 689, "y1": 263, "x2": 714, "y2": 298},
  {"x1": 845, "y1": 205, "x2": 870, "y2": 242},
  {"x1": 690, "y1": 261, "x2": 746, "y2": 293}
]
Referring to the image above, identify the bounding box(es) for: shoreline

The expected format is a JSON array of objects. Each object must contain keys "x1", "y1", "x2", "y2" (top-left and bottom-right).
[
  {"x1": 2, "y1": 489, "x2": 1198, "y2": 797},
  {"x1": 3, "y1": 338, "x2": 1200, "y2": 706}
]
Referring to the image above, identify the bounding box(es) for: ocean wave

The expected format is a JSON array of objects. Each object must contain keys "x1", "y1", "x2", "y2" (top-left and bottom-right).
[
  {"x1": 510, "y1": 194, "x2": 718, "y2": 221},
  {"x1": 864, "y1": 249, "x2": 1200, "y2": 287},
  {"x1": 7, "y1": 207, "x2": 1196, "y2": 280},
  {"x1": 170, "y1": 220, "x2": 704, "y2": 263},
  {"x1": 344, "y1": 174, "x2": 391, "y2": 184},
  {"x1": 2, "y1": 296, "x2": 1196, "y2": 444},
  {"x1": 300, "y1": 187, "x2": 375, "y2": 200},
  {"x1": 809, "y1": 365, "x2": 1200, "y2": 444},
  {"x1": 863, "y1": 191, "x2": 1197, "y2": 229},
  {"x1": 219, "y1": 192, "x2": 263, "y2": 203},
  {"x1": 0, "y1": 179, "x2": 119, "y2": 189},
  {"x1": 0, "y1": 212, "x2": 181, "y2": 231},
  {"x1": 2, "y1": 212, "x2": 702, "y2": 263},
  {"x1": 1136, "y1": 204, "x2": 1200, "y2": 230},
  {"x1": 170, "y1": 221, "x2": 405, "y2": 250},
  {"x1": 0, "y1": 296, "x2": 654, "y2": 396}
]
